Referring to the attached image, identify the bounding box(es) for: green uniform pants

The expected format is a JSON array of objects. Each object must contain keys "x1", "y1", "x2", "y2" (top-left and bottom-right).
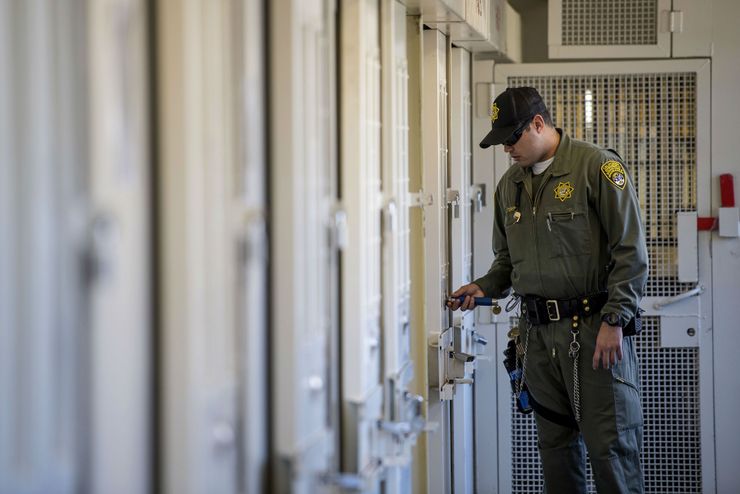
[{"x1": 522, "y1": 315, "x2": 645, "y2": 494}]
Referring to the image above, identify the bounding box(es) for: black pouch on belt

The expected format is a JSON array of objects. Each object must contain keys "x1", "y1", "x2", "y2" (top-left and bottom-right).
[{"x1": 623, "y1": 308, "x2": 645, "y2": 337}]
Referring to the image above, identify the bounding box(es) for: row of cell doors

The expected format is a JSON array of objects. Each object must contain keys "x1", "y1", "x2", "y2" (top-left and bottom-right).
[
  {"x1": 0, "y1": 0, "x2": 493, "y2": 493},
  {"x1": 2, "y1": 0, "x2": 714, "y2": 492}
]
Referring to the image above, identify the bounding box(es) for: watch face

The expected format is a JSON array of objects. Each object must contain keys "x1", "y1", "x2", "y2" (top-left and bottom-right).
[{"x1": 605, "y1": 313, "x2": 620, "y2": 326}]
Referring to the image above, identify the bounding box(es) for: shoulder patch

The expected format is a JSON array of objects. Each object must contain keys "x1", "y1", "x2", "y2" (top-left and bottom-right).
[{"x1": 600, "y1": 160, "x2": 627, "y2": 190}]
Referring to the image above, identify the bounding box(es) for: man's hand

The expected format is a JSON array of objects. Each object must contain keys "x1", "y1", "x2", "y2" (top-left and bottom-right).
[
  {"x1": 592, "y1": 322, "x2": 623, "y2": 370},
  {"x1": 446, "y1": 283, "x2": 484, "y2": 311}
]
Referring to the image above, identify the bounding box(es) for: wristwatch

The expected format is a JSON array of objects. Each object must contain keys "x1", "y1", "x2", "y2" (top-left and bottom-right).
[{"x1": 601, "y1": 312, "x2": 621, "y2": 327}]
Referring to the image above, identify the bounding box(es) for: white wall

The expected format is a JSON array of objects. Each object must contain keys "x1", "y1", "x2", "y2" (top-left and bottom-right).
[{"x1": 710, "y1": 0, "x2": 740, "y2": 489}]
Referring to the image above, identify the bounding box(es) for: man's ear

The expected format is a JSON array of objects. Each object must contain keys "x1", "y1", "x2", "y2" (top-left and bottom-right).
[{"x1": 532, "y1": 114, "x2": 546, "y2": 132}]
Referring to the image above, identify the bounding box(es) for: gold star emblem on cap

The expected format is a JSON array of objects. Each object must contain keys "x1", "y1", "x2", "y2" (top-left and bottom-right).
[
  {"x1": 554, "y1": 181, "x2": 574, "y2": 202},
  {"x1": 491, "y1": 102, "x2": 500, "y2": 122}
]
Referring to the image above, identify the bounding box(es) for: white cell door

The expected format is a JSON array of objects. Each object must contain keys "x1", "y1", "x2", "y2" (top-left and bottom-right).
[
  {"x1": 87, "y1": 1, "x2": 152, "y2": 491},
  {"x1": 271, "y1": 0, "x2": 339, "y2": 493},
  {"x1": 340, "y1": 0, "x2": 384, "y2": 490},
  {"x1": 448, "y1": 46, "x2": 476, "y2": 494},
  {"x1": 239, "y1": 0, "x2": 269, "y2": 492},
  {"x1": 0, "y1": 2, "x2": 96, "y2": 493},
  {"x1": 379, "y1": 2, "x2": 420, "y2": 493},
  {"x1": 421, "y1": 28, "x2": 452, "y2": 494},
  {"x1": 494, "y1": 59, "x2": 713, "y2": 494},
  {"x1": 470, "y1": 58, "x2": 499, "y2": 494},
  {"x1": 158, "y1": 0, "x2": 251, "y2": 491}
]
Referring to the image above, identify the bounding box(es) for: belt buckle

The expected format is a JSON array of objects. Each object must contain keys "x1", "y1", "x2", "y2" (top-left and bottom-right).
[{"x1": 545, "y1": 300, "x2": 560, "y2": 321}]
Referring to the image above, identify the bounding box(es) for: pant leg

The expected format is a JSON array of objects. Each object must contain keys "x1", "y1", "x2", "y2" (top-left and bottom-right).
[
  {"x1": 572, "y1": 320, "x2": 645, "y2": 494},
  {"x1": 523, "y1": 321, "x2": 588, "y2": 493},
  {"x1": 534, "y1": 414, "x2": 588, "y2": 494}
]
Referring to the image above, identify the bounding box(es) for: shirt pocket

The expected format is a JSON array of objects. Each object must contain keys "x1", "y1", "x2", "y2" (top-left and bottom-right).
[
  {"x1": 503, "y1": 210, "x2": 528, "y2": 264},
  {"x1": 546, "y1": 208, "x2": 591, "y2": 258}
]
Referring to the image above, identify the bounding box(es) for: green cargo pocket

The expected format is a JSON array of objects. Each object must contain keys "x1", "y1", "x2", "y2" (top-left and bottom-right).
[
  {"x1": 546, "y1": 208, "x2": 591, "y2": 258},
  {"x1": 611, "y1": 359, "x2": 643, "y2": 431}
]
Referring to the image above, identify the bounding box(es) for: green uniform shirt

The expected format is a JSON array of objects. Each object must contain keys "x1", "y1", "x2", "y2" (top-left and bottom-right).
[{"x1": 474, "y1": 130, "x2": 649, "y2": 325}]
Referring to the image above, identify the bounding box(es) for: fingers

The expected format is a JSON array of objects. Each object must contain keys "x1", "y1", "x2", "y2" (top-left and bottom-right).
[
  {"x1": 593, "y1": 351, "x2": 612, "y2": 370},
  {"x1": 592, "y1": 347, "x2": 623, "y2": 369},
  {"x1": 446, "y1": 295, "x2": 475, "y2": 311},
  {"x1": 447, "y1": 284, "x2": 483, "y2": 311},
  {"x1": 450, "y1": 286, "x2": 465, "y2": 298}
]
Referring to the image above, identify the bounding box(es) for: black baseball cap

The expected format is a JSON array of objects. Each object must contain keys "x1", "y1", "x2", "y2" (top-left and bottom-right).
[{"x1": 479, "y1": 87, "x2": 548, "y2": 148}]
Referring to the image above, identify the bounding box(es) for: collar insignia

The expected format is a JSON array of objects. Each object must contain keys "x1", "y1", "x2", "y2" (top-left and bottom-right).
[
  {"x1": 601, "y1": 160, "x2": 627, "y2": 190},
  {"x1": 491, "y1": 102, "x2": 500, "y2": 122},
  {"x1": 554, "y1": 181, "x2": 574, "y2": 202}
]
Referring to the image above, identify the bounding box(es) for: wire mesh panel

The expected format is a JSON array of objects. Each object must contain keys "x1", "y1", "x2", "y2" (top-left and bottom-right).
[
  {"x1": 504, "y1": 72, "x2": 703, "y2": 493},
  {"x1": 561, "y1": 0, "x2": 658, "y2": 46},
  {"x1": 639, "y1": 317, "x2": 702, "y2": 492}
]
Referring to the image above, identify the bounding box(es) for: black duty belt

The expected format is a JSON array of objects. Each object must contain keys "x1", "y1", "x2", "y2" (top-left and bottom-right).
[{"x1": 521, "y1": 292, "x2": 608, "y2": 325}]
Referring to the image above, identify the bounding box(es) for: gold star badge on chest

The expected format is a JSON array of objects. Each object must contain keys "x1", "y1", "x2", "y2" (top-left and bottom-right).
[{"x1": 554, "y1": 181, "x2": 574, "y2": 202}]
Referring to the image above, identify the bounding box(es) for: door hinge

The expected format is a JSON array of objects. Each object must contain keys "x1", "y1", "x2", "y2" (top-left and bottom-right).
[
  {"x1": 408, "y1": 189, "x2": 433, "y2": 208},
  {"x1": 668, "y1": 10, "x2": 683, "y2": 33},
  {"x1": 331, "y1": 205, "x2": 348, "y2": 251}
]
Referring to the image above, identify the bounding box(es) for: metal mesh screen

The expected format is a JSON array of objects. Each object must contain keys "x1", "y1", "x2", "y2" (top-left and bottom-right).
[
  {"x1": 510, "y1": 318, "x2": 702, "y2": 493},
  {"x1": 561, "y1": 0, "x2": 658, "y2": 46},
  {"x1": 639, "y1": 317, "x2": 702, "y2": 491},
  {"x1": 506, "y1": 73, "x2": 702, "y2": 492}
]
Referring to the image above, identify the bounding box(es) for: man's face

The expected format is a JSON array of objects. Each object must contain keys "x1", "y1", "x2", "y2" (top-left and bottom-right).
[{"x1": 502, "y1": 122, "x2": 540, "y2": 168}]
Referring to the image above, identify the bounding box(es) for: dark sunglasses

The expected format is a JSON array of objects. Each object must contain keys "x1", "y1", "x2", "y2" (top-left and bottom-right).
[{"x1": 503, "y1": 119, "x2": 533, "y2": 147}]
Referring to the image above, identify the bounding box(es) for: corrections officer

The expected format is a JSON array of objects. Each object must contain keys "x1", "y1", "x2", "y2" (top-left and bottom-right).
[{"x1": 448, "y1": 87, "x2": 648, "y2": 493}]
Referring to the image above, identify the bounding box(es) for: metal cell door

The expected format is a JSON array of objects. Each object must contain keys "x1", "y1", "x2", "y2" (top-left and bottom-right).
[
  {"x1": 379, "y1": 1, "x2": 423, "y2": 493},
  {"x1": 238, "y1": 0, "x2": 269, "y2": 492},
  {"x1": 421, "y1": 27, "x2": 452, "y2": 494},
  {"x1": 494, "y1": 59, "x2": 713, "y2": 493},
  {"x1": 0, "y1": 1, "x2": 95, "y2": 492},
  {"x1": 470, "y1": 58, "x2": 500, "y2": 494},
  {"x1": 340, "y1": 0, "x2": 385, "y2": 490},
  {"x1": 158, "y1": 0, "x2": 257, "y2": 490},
  {"x1": 87, "y1": 1, "x2": 152, "y2": 490},
  {"x1": 271, "y1": 0, "x2": 339, "y2": 492},
  {"x1": 448, "y1": 45, "x2": 477, "y2": 494}
]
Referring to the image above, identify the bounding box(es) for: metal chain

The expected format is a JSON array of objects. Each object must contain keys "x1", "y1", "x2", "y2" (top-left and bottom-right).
[
  {"x1": 569, "y1": 325, "x2": 581, "y2": 422},
  {"x1": 516, "y1": 321, "x2": 532, "y2": 399}
]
